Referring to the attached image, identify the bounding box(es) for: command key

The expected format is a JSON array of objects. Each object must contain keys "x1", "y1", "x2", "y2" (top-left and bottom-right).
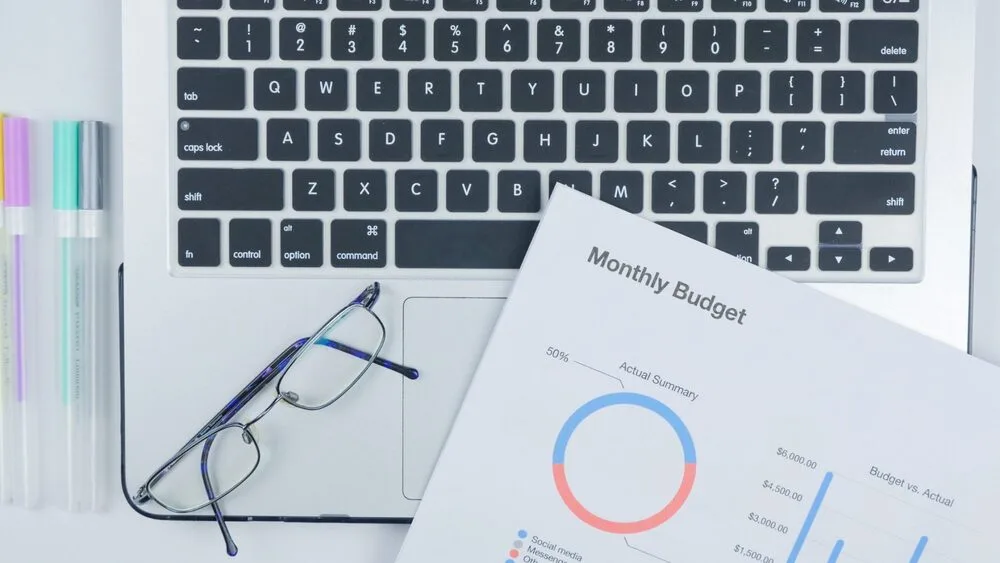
[{"x1": 331, "y1": 219, "x2": 387, "y2": 268}]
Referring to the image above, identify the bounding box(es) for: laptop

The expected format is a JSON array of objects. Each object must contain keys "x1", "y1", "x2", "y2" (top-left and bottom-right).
[{"x1": 119, "y1": 0, "x2": 977, "y2": 524}]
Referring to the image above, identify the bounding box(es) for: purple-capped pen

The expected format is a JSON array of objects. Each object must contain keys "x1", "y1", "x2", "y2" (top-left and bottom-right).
[{"x1": 1, "y1": 116, "x2": 35, "y2": 508}]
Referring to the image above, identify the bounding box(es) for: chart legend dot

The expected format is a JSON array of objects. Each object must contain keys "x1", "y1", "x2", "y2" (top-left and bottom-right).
[{"x1": 518, "y1": 530, "x2": 527, "y2": 539}]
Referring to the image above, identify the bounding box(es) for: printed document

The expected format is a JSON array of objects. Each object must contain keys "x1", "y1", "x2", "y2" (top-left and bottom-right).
[{"x1": 394, "y1": 186, "x2": 1000, "y2": 563}]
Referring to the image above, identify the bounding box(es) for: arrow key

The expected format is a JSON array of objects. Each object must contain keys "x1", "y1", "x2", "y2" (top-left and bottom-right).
[
  {"x1": 870, "y1": 247, "x2": 913, "y2": 272},
  {"x1": 819, "y1": 247, "x2": 861, "y2": 271},
  {"x1": 819, "y1": 221, "x2": 861, "y2": 245},
  {"x1": 767, "y1": 247, "x2": 810, "y2": 271}
]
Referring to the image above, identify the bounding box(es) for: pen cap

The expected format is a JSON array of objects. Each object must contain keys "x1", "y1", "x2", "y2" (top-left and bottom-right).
[
  {"x1": 53, "y1": 121, "x2": 80, "y2": 211},
  {"x1": 2, "y1": 116, "x2": 29, "y2": 207},
  {"x1": 79, "y1": 121, "x2": 104, "y2": 211}
]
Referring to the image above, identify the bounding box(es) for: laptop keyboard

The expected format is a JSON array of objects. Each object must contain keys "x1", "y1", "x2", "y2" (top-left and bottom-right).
[{"x1": 171, "y1": 0, "x2": 924, "y2": 281}]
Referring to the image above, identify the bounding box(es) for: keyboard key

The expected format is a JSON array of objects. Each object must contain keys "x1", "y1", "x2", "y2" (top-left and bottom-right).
[
  {"x1": 317, "y1": 119, "x2": 361, "y2": 161},
  {"x1": 498, "y1": 171, "x2": 542, "y2": 212},
  {"x1": 615, "y1": 71, "x2": 657, "y2": 113},
  {"x1": 641, "y1": 20, "x2": 685, "y2": 62},
  {"x1": 715, "y1": 222, "x2": 758, "y2": 265},
  {"x1": 395, "y1": 170, "x2": 438, "y2": 211},
  {"x1": 659, "y1": 0, "x2": 703, "y2": 9},
  {"x1": 819, "y1": 0, "x2": 861, "y2": 11},
  {"x1": 178, "y1": 218, "x2": 221, "y2": 266},
  {"x1": 267, "y1": 118, "x2": 310, "y2": 161},
  {"x1": 677, "y1": 121, "x2": 721, "y2": 163},
  {"x1": 538, "y1": 20, "x2": 580, "y2": 62},
  {"x1": 692, "y1": 20, "x2": 736, "y2": 63},
  {"x1": 765, "y1": 0, "x2": 808, "y2": 11},
  {"x1": 177, "y1": 118, "x2": 258, "y2": 160},
  {"x1": 870, "y1": 248, "x2": 914, "y2": 271},
  {"x1": 729, "y1": 121, "x2": 773, "y2": 164},
  {"x1": 178, "y1": 17, "x2": 221, "y2": 59},
  {"x1": 285, "y1": 0, "x2": 330, "y2": 8},
  {"x1": 254, "y1": 68, "x2": 297, "y2": 110},
  {"x1": 524, "y1": 121, "x2": 567, "y2": 162},
  {"x1": 281, "y1": 219, "x2": 323, "y2": 267},
  {"x1": 769, "y1": 71, "x2": 812, "y2": 113},
  {"x1": 392, "y1": 0, "x2": 434, "y2": 9},
  {"x1": 797, "y1": 20, "x2": 839, "y2": 63},
  {"x1": 563, "y1": 70, "x2": 606, "y2": 112},
  {"x1": 344, "y1": 170, "x2": 388, "y2": 210},
  {"x1": 338, "y1": 0, "x2": 381, "y2": 9},
  {"x1": 821, "y1": 71, "x2": 865, "y2": 114},
  {"x1": 590, "y1": 20, "x2": 632, "y2": 62},
  {"x1": 369, "y1": 119, "x2": 412, "y2": 162},
  {"x1": 806, "y1": 172, "x2": 914, "y2": 214},
  {"x1": 229, "y1": 219, "x2": 272, "y2": 267},
  {"x1": 486, "y1": 20, "x2": 529, "y2": 61},
  {"x1": 473, "y1": 120, "x2": 515, "y2": 162},
  {"x1": 395, "y1": 220, "x2": 539, "y2": 268},
  {"x1": 665, "y1": 70, "x2": 709, "y2": 113},
  {"x1": 280, "y1": 18, "x2": 322, "y2": 60},
  {"x1": 575, "y1": 121, "x2": 618, "y2": 163},
  {"x1": 874, "y1": 71, "x2": 918, "y2": 114},
  {"x1": 446, "y1": 170, "x2": 490, "y2": 211},
  {"x1": 744, "y1": 20, "x2": 788, "y2": 63},
  {"x1": 331, "y1": 19, "x2": 374, "y2": 60},
  {"x1": 304, "y1": 69, "x2": 348, "y2": 111},
  {"x1": 767, "y1": 247, "x2": 810, "y2": 271},
  {"x1": 819, "y1": 221, "x2": 861, "y2": 245},
  {"x1": 781, "y1": 121, "x2": 825, "y2": 164},
  {"x1": 498, "y1": 0, "x2": 541, "y2": 10},
  {"x1": 606, "y1": 0, "x2": 649, "y2": 10},
  {"x1": 718, "y1": 71, "x2": 761, "y2": 113},
  {"x1": 177, "y1": 68, "x2": 246, "y2": 110},
  {"x1": 704, "y1": 172, "x2": 747, "y2": 214},
  {"x1": 512, "y1": 70, "x2": 555, "y2": 112},
  {"x1": 652, "y1": 171, "x2": 695, "y2": 213},
  {"x1": 232, "y1": 0, "x2": 275, "y2": 6},
  {"x1": 874, "y1": 0, "x2": 917, "y2": 12},
  {"x1": 445, "y1": 0, "x2": 488, "y2": 9},
  {"x1": 754, "y1": 171, "x2": 797, "y2": 214},
  {"x1": 292, "y1": 169, "x2": 336, "y2": 211},
  {"x1": 435, "y1": 19, "x2": 477, "y2": 61},
  {"x1": 600, "y1": 171, "x2": 643, "y2": 213},
  {"x1": 228, "y1": 18, "x2": 271, "y2": 60},
  {"x1": 549, "y1": 171, "x2": 592, "y2": 195},
  {"x1": 849, "y1": 20, "x2": 918, "y2": 63},
  {"x1": 626, "y1": 121, "x2": 670, "y2": 163},
  {"x1": 408, "y1": 69, "x2": 451, "y2": 111},
  {"x1": 459, "y1": 69, "x2": 502, "y2": 112},
  {"x1": 357, "y1": 69, "x2": 399, "y2": 110},
  {"x1": 712, "y1": 0, "x2": 755, "y2": 11},
  {"x1": 383, "y1": 19, "x2": 425, "y2": 61},
  {"x1": 421, "y1": 120, "x2": 464, "y2": 162},
  {"x1": 658, "y1": 222, "x2": 707, "y2": 243},
  {"x1": 833, "y1": 121, "x2": 916, "y2": 165},
  {"x1": 819, "y1": 248, "x2": 861, "y2": 271},
  {"x1": 179, "y1": 0, "x2": 222, "y2": 7},
  {"x1": 177, "y1": 168, "x2": 284, "y2": 210}
]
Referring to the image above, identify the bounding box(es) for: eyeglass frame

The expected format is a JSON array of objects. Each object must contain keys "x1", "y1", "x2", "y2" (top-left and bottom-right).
[{"x1": 129, "y1": 282, "x2": 419, "y2": 556}]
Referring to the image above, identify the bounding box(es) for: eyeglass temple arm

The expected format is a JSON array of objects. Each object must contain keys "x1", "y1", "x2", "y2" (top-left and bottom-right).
[
  {"x1": 311, "y1": 337, "x2": 419, "y2": 380},
  {"x1": 200, "y1": 434, "x2": 240, "y2": 557}
]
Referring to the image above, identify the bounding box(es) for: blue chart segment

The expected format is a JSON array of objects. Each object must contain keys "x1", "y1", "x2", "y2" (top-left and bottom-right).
[{"x1": 787, "y1": 472, "x2": 930, "y2": 563}]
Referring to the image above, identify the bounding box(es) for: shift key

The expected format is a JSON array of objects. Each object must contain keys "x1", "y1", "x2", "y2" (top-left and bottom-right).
[
  {"x1": 178, "y1": 118, "x2": 258, "y2": 160},
  {"x1": 807, "y1": 172, "x2": 914, "y2": 215},
  {"x1": 834, "y1": 121, "x2": 916, "y2": 165},
  {"x1": 178, "y1": 168, "x2": 284, "y2": 210}
]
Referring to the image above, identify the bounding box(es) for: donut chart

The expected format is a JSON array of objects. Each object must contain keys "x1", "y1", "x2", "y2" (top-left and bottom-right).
[{"x1": 552, "y1": 392, "x2": 696, "y2": 534}]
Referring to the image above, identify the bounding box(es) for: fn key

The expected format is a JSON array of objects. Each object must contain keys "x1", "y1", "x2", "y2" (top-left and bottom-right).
[{"x1": 178, "y1": 218, "x2": 221, "y2": 266}]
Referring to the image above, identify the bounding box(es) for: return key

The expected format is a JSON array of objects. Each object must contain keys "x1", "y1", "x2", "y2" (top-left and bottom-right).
[{"x1": 833, "y1": 121, "x2": 916, "y2": 165}]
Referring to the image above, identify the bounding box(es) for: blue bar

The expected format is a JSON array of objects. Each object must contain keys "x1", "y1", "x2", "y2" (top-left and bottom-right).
[
  {"x1": 787, "y1": 472, "x2": 834, "y2": 563},
  {"x1": 827, "y1": 540, "x2": 844, "y2": 563},
  {"x1": 909, "y1": 536, "x2": 928, "y2": 563}
]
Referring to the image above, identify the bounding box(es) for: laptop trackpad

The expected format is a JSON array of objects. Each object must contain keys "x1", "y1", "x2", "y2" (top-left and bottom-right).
[{"x1": 401, "y1": 296, "x2": 505, "y2": 500}]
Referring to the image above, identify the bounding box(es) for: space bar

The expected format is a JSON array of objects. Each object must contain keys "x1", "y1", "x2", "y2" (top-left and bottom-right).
[{"x1": 395, "y1": 220, "x2": 540, "y2": 269}]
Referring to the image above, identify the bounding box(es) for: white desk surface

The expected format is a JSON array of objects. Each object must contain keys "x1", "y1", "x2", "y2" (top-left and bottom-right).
[{"x1": 2, "y1": 1, "x2": 1000, "y2": 561}]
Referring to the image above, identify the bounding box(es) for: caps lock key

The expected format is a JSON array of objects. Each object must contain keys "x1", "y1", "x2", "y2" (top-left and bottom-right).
[{"x1": 178, "y1": 118, "x2": 258, "y2": 160}]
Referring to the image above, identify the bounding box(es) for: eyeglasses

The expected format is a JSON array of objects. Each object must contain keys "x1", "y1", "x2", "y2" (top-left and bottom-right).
[{"x1": 130, "y1": 282, "x2": 419, "y2": 556}]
